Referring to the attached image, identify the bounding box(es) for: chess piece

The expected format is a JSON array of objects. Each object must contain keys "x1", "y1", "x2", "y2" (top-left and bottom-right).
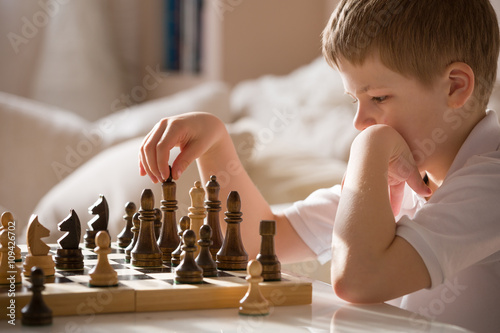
[
  {"x1": 23, "y1": 215, "x2": 55, "y2": 277},
  {"x1": 131, "y1": 189, "x2": 163, "y2": 267},
  {"x1": 205, "y1": 176, "x2": 224, "y2": 259},
  {"x1": 157, "y1": 172, "x2": 181, "y2": 264},
  {"x1": 84, "y1": 195, "x2": 109, "y2": 249},
  {"x1": 216, "y1": 191, "x2": 248, "y2": 270},
  {"x1": 195, "y1": 225, "x2": 217, "y2": 277},
  {"x1": 125, "y1": 212, "x2": 140, "y2": 263},
  {"x1": 154, "y1": 208, "x2": 162, "y2": 241},
  {"x1": 0, "y1": 229, "x2": 22, "y2": 285},
  {"x1": 171, "y1": 216, "x2": 190, "y2": 267},
  {"x1": 21, "y1": 267, "x2": 52, "y2": 326},
  {"x1": 117, "y1": 202, "x2": 136, "y2": 248},
  {"x1": 256, "y1": 220, "x2": 281, "y2": 281},
  {"x1": 89, "y1": 231, "x2": 118, "y2": 287},
  {"x1": 0, "y1": 212, "x2": 21, "y2": 262},
  {"x1": 55, "y1": 210, "x2": 84, "y2": 270},
  {"x1": 239, "y1": 260, "x2": 269, "y2": 316},
  {"x1": 175, "y1": 229, "x2": 203, "y2": 284},
  {"x1": 188, "y1": 181, "x2": 206, "y2": 258}
]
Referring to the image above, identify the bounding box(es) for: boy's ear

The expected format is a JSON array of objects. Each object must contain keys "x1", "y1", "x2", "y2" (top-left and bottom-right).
[{"x1": 446, "y1": 62, "x2": 475, "y2": 109}]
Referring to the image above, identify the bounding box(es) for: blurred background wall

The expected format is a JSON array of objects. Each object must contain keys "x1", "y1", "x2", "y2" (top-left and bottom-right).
[{"x1": 0, "y1": 0, "x2": 339, "y2": 121}]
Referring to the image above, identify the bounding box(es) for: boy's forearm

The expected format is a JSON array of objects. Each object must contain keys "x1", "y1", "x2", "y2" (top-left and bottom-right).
[
  {"x1": 332, "y1": 126, "x2": 398, "y2": 291},
  {"x1": 196, "y1": 131, "x2": 275, "y2": 258}
]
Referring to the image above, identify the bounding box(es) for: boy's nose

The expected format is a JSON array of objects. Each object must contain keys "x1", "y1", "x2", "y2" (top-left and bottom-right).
[{"x1": 353, "y1": 104, "x2": 377, "y2": 131}]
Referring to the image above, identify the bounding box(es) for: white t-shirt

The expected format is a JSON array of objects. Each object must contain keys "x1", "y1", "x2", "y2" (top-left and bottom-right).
[{"x1": 284, "y1": 110, "x2": 500, "y2": 332}]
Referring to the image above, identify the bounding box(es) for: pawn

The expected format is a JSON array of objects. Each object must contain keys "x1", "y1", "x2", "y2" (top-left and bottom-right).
[
  {"x1": 171, "y1": 216, "x2": 190, "y2": 267},
  {"x1": 89, "y1": 231, "x2": 118, "y2": 287},
  {"x1": 1, "y1": 212, "x2": 21, "y2": 262},
  {"x1": 153, "y1": 208, "x2": 162, "y2": 241},
  {"x1": 0, "y1": 229, "x2": 22, "y2": 285},
  {"x1": 174, "y1": 229, "x2": 203, "y2": 284},
  {"x1": 238, "y1": 260, "x2": 269, "y2": 316},
  {"x1": 195, "y1": 225, "x2": 217, "y2": 277},
  {"x1": 21, "y1": 267, "x2": 52, "y2": 326},
  {"x1": 117, "y1": 202, "x2": 136, "y2": 248},
  {"x1": 125, "y1": 212, "x2": 140, "y2": 263}
]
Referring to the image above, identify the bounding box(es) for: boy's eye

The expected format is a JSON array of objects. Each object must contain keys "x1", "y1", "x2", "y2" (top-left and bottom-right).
[{"x1": 372, "y1": 96, "x2": 388, "y2": 103}]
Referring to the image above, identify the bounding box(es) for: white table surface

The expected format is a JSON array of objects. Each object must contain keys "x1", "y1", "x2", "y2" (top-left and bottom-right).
[{"x1": 1, "y1": 279, "x2": 471, "y2": 333}]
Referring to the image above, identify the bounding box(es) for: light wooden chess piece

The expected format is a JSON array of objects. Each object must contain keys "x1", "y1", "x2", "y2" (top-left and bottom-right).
[
  {"x1": 89, "y1": 231, "x2": 118, "y2": 287},
  {"x1": 1, "y1": 211, "x2": 22, "y2": 262},
  {"x1": 23, "y1": 215, "x2": 55, "y2": 277},
  {"x1": 0, "y1": 229, "x2": 22, "y2": 285},
  {"x1": 239, "y1": 259, "x2": 269, "y2": 316},
  {"x1": 188, "y1": 181, "x2": 206, "y2": 257}
]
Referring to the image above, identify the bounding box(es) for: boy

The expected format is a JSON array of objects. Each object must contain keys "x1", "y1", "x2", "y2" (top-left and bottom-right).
[{"x1": 139, "y1": 0, "x2": 500, "y2": 331}]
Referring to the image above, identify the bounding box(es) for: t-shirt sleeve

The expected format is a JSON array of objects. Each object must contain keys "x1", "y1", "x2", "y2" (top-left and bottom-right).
[
  {"x1": 396, "y1": 153, "x2": 500, "y2": 288},
  {"x1": 283, "y1": 185, "x2": 341, "y2": 264}
]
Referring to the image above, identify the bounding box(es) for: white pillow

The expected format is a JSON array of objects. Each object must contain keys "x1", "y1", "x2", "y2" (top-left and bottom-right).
[
  {"x1": 0, "y1": 92, "x2": 92, "y2": 226},
  {"x1": 1, "y1": 82, "x2": 231, "y2": 227},
  {"x1": 97, "y1": 81, "x2": 232, "y2": 147},
  {"x1": 230, "y1": 57, "x2": 358, "y2": 162}
]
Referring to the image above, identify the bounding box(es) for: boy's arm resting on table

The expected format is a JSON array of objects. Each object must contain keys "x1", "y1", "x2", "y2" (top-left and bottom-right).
[
  {"x1": 139, "y1": 112, "x2": 315, "y2": 263},
  {"x1": 332, "y1": 125, "x2": 432, "y2": 303}
]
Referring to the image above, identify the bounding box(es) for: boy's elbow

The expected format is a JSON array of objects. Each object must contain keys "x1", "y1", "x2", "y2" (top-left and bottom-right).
[{"x1": 331, "y1": 263, "x2": 386, "y2": 304}]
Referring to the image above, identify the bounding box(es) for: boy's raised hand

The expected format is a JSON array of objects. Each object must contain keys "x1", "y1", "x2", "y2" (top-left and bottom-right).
[
  {"x1": 139, "y1": 112, "x2": 228, "y2": 183},
  {"x1": 347, "y1": 125, "x2": 432, "y2": 216}
]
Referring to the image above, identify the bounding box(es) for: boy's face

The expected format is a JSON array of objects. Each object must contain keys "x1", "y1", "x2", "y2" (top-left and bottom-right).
[{"x1": 337, "y1": 55, "x2": 450, "y2": 169}]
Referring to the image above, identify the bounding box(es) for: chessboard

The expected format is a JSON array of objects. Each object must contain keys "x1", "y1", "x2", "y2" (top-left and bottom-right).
[{"x1": 1, "y1": 244, "x2": 312, "y2": 317}]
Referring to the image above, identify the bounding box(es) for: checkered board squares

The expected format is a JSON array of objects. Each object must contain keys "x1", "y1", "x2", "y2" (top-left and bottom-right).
[{"x1": 0, "y1": 244, "x2": 312, "y2": 317}]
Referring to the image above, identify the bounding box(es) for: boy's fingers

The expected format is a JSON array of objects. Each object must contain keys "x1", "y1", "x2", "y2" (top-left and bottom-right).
[
  {"x1": 140, "y1": 121, "x2": 168, "y2": 183},
  {"x1": 406, "y1": 167, "x2": 432, "y2": 198}
]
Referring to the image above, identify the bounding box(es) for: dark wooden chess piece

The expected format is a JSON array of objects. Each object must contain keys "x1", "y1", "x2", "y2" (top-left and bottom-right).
[
  {"x1": 21, "y1": 266, "x2": 52, "y2": 326},
  {"x1": 175, "y1": 229, "x2": 203, "y2": 284},
  {"x1": 205, "y1": 175, "x2": 224, "y2": 259},
  {"x1": 125, "y1": 212, "x2": 140, "y2": 263},
  {"x1": 154, "y1": 208, "x2": 162, "y2": 241},
  {"x1": 238, "y1": 260, "x2": 269, "y2": 316},
  {"x1": 195, "y1": 225, "x2": 217, "y2": 277},
  {"x1": 55, "y1": 210, "x2": 84, "y2": 270},
  {"x1": 171, "y1": 216, "x2": 190, "y2": 267},
  {"x1": 256, "y1": 220, "x2": 281, "y2": 281},
  {"x1": 157, "y1": 172, "x2": 180, "y2": 264},
  {"x1": 216, "y1": 191, "x2": 248, "y2": 270},
  {"x1": 84, "y1": 194, "x2": 109, "y2": 249},
  {"x1": 131, "y1": 189, "x2": 163, "y2": 267},
  {"x1": 117, "y1": 202, "x2": 136, "y2": 248}
]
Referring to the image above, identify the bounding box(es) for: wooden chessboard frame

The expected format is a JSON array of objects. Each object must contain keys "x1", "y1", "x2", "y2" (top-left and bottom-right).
[{"x1": 1, "y1": 244, "x2": 312, "y2": 317}]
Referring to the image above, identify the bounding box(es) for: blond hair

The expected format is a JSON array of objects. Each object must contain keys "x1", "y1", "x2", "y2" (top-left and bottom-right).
[{"x1": 322, "y1": 0, "x2": 500, "y2": 110}]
